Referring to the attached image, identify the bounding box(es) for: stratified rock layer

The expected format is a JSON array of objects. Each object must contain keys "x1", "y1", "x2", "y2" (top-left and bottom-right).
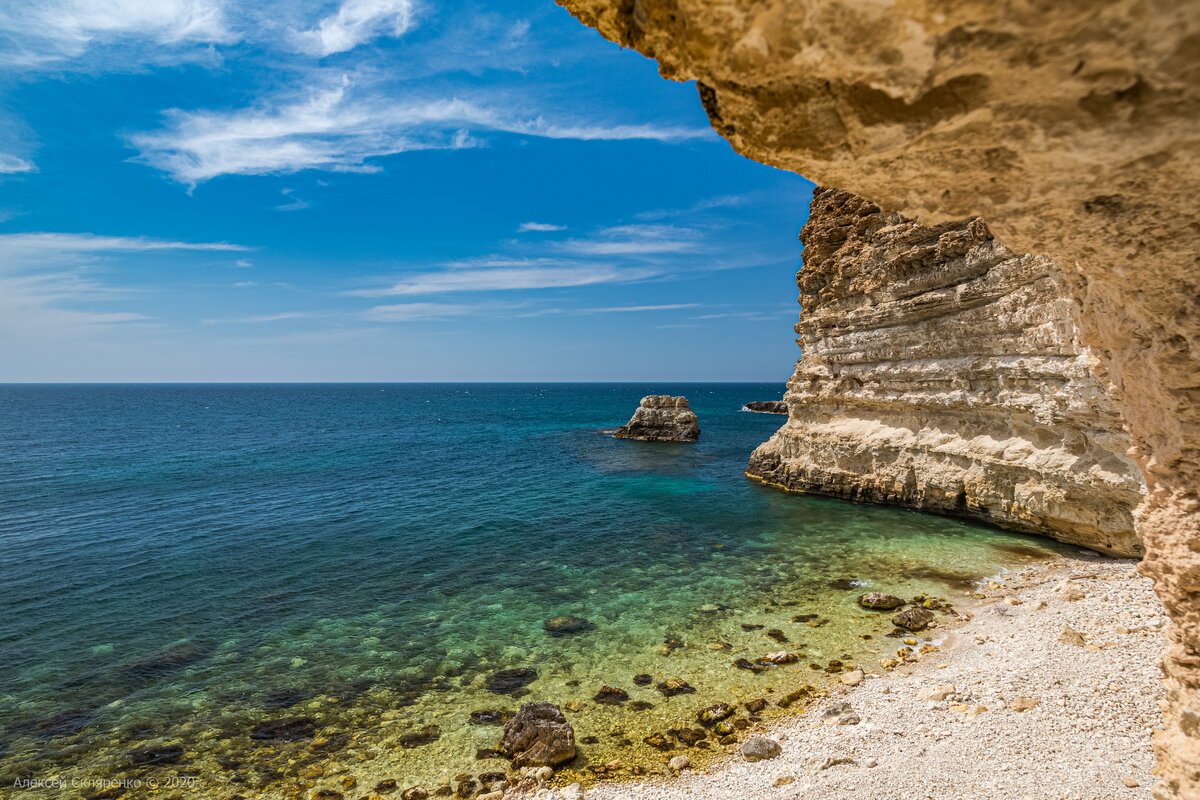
[
  {"x1": 557, "y1": 3, "x2": 1199, "y2": 793},
  {"x1": 748, "y1": 188, "x2": 1144, "y2": 555},
  {"x1": 614, "y1": 396, "x2": 700, "y2": 442}
]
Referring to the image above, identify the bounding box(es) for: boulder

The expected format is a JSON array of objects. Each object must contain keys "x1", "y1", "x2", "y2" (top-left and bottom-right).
[
  {"x1": 740, "y1": 736, "x2": 782, "y2": 762},
  {"x1": 892, "y1": 607, "x2": 936, "y2": 631},
  {"x1": 613, "y1": 396, "x2": 700, "y2": 442},
  {"x1": 543, "y1": 615, "x2": 592, "y2": 636},
  {"x1": 500, "y1": 703, "x2": 576, "y2": 767},
  {"x1": 486, "y1": 668, "x2": 538, "y2": 695},
  {"x1": 857, "y1": 592, "x2": 905, "y2": 610}
]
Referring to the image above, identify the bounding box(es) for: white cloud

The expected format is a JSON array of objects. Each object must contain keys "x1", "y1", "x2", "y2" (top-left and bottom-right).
[
  {"x1": 131, "y1": 77, "x2": 711, "y2": 184},
  {"x1": 0, "y1": 232, "x2": 249, "y2": 256},
  {"x1": 347, "y1": 265, "x2": 658, "y2": 296},
  {"x1": 584, "y1": 303, "x2": 700, "y2": 313},
  {"x1": 558, "y1": 224, "x2": 696, "y2": 256},
  {"x1": 517, "y1": 222, "x2": 566, "y2": 233},
  {"x1": 275, "y1": 187, "x2": 310, "y2": 211},
  {"x1": 234, "y1": 258, "x2": 253, "y2": 267},
  {"x1": 0, "y1": 154, "x2": 36, "y2": 174},
  {"x1": 0, "y1": 0, "x2": 233, "y2": 65},
  {"x1": 292, "y1": 0, "x2": 415, "y2": 56},
  {"x1": 360, "y1": 302, "x2": 472, "y2": 321},
  {"x1": 203, "y1": 311, "x2": 310, "y2": 324}
]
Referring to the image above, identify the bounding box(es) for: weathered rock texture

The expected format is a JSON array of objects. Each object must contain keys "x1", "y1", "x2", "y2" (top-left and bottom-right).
[
  {"x1": 743, "y1": 400, "x2": 788, "y2": 414},
  {"x1": 748, "y1": 188, "x2": 1144, "y2": 555},
  {"x1": 555, "y1": 2, "x2": 1199, "y2": 795},
  {"x1": 500, "y1": 702, "x2": 576, "y2": 768},
  {"x1": 614, "y1": 395, "x2": 700, "y2": 441}
]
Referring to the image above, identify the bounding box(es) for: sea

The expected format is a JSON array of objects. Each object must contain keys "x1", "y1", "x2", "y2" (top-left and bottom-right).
[{"x1": 0, "y1": 384, "x2": 1070, "y2": 797}]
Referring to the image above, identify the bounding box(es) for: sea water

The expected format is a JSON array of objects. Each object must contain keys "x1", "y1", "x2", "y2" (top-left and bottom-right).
[{"x1": 0, "y1": 384, "x2": 1070, "y2": 797}]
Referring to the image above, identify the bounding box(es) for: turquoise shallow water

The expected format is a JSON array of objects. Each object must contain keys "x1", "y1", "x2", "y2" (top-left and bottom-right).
[{"x1": 0, "y1": 384, "x2": 1069, "y2": 797}]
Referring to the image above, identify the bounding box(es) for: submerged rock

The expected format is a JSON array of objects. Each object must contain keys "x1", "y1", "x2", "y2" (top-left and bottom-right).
[
  {"x1": 486, "y1": 668, "x2": 538, "y2": 695},
  {"x1": 116, "y1": 640, "x2": 213, "y2": 683},
  {"x1": 743, "y1": 401, "x2": 788, "y2": 414},
  {"x1": 249, "y1": 716, "x2": 317, "y2": 741},
  {"x1": 398, "y1": 724, "x2": 441, "y2": 748},
  {"x1": 857, "y1": 592, "x2": 905, "y2": 610},
  {"x1": 892, "y1": 606, "x2": 936, "y2": 631},
  {"x1": 592, "y1": 686, "x2": 629, "y2": 705},
  {"x1": 613, "y1": 396, "x2": 700, "y2": 442},
  {"x1": 27, "y1": 709, "x2": 94, "y2": 739},
  {"x1": 759, "y1": 651, "x2": 799, "y2": 665},
  {"x1": 126, "y1": 744, "x2": 184, "y2": 766},
  {"x1": 543, "y1": 615, "x2": 592, "y2": 636},
  {"x1": 632, "y1": 673, "x2": 653, "y2": 686},
  {"x1": 500, "y1": 703, "x2": 577, "y2": 767},
  {"x1": 263, "y1": 688, "x2": 309, "y2": 708},
  {"x1": 469, "y1": 710, "x2": 513, "y2": 726},
  {"x1": 656, "y1": 678, "x2": 696, "y2": 697},
  {"x1": 828, "y1": 578, "x2": 862, "y2": 590},
  {"x1": 696, "y1": 703, "x2": 734, "y2": 726}
]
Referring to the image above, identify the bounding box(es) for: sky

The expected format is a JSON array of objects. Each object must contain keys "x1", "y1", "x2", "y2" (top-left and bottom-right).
[{"x1": 0, "y1": 0, "x2": 814, "y2": 382}]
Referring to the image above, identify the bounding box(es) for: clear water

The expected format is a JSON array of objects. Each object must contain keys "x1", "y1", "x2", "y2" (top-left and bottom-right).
[{"x1": 0, "y1": 384, "x2": 1068, "y2": 797}]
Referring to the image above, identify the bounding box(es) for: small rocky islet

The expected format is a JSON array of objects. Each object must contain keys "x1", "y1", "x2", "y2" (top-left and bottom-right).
[{"x1": 612, "y1": 396, "x2": 700, "y2": 442}]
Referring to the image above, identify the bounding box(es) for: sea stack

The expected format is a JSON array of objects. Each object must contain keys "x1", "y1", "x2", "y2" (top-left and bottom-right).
[
  {"x1": 613, "y1": 396, "x2": 699, "y2": 442},
  {"x1": 744, "y1": 401, "x2": 788, "y2": 414}
]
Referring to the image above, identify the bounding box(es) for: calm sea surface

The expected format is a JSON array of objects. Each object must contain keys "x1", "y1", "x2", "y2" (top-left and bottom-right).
[{"x1": 0, "y1": 384, "x2": 1069, "y2": 796}]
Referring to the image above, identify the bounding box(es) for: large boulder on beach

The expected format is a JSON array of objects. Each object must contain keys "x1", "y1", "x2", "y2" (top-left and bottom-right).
[
  {"x1": 613, "y1": 396, "x2": 699, "y2": 442},
  {"x1": 740, "y1": 736, "x2": 782, "y2": 761},
  {"x1": 500, "y1": 703, "x2": 576, "y2": 767},
  {"x1": 892, "y1": 606, "x2": 936, "y2": 631}
]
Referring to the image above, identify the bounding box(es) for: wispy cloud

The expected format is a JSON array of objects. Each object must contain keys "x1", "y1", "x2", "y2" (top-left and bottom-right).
[
  {"x1": 517, "y1": 222, "x2": 565, "y2": 233},
  {"x1": 0, "y1": 232, "x2": 250, "y2": 255},
  {"x1": 347, "y1": 265, "x2": 658, "y2": 296},
  {"x1": 292, "y1": 0, "x2": 415, "y2": 56},
  {"x1": 203, "y1": 311, "x2": 311, "y2": 324},
  {"x1": 234, "y1": 258, "x2": 253, "y2": 267},
  {"x1": 131, "y1": 77, "x2": 710, "y2": 184},
  {"x1": 0, "y1": 0, "x2": 233, "y2": 66},
  {"x1": 0, "y1": 154, "x2": 37, "y2": 174},
  {"x1": 584, "y1": 303, "x2": 699, "y2": 313},
  {"x1": 557, "y1": 224, "x2": 696, "y2": 256},
  {"x1": 275, "y1": 187, "x2": 310, "y2": 211},
  {"x1": 360, "y1": 302, "x2": 472, "y2": 321}
]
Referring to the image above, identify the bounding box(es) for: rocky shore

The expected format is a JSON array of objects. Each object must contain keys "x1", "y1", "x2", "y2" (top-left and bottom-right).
[{"x1": 529, "y1": 555, "x2": 1163, "y2": 800}]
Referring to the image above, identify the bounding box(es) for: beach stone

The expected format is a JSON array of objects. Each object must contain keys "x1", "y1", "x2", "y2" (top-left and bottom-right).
[
  {"x1": 486, "y1": 668, "x2": 538, "y2": 695},
  {"x1": 670, "y1": 727, "x2": 708, "y2": 746},
  {"x1": 1060, "y1": 626, "x2": 1088, "y2": 646},
  {"x1": 840, "y1": 669, "x2": 865, "y2": 686},
  {"x1": 642, "y1": 733, "x2": 673, "y2": 751},
  {"x1": 629, "y1": 700, "x2": 655, "y2": 711},
  {"x1": 740, "y1": 736, "x2": 782, "y2": 761},
  {"x1": 592, "y1": 685, "x2": 629, "y2": 705},
  {"x1": 696, "y1": 702, "x2": 734, "y2": 725},
  {"x1": 858, "y1": 593, "x2": 905, "y2": 610},
  {"x1": 744, "y1": 698, "x2": 768, "y2": 713},
  {"x1": 713, "y1": 721, "x2": 735, "y2": 736},
  {"x1": 632, "y1": 673, "x2": 652, "y2": 685},
  {"x1": 765, "y1": 629, "x2": 789, "y2": 643},
  {"x1": 613, "y1": 395, "x2": 700, "y2": 442},
  {"x1": 892, "y1": 607, "x2": 936, "y2": 631},
  {"x1": 1009, "y1": 697, "x2": 1041, "y2": 712},
  {"x1": 374, "y1": 780, "x2": 398, "y2": 794},
  {"x1": 821, "y1": 702, "x2": 861, "y2": 724},
  {"x1": 249, "y1": 716, "x2": 317, "y2": 741},
  {"x1": 543, "y1": 616, "x2": 591, "y2": 636},
  {"x1": 500, "y1": 702, "x2": 577, "y2": 767},
  {"x1": 477, "y1": 793, "x2": 503, "y2": 800},
  {"x1": 733, "y1": 657, "x2": 765, "y2": 673},
  {"x1": 668, "y1": 755, "x2": 691, "y2": 771},
  {"x1": 918, "y1": 685, "x2": 956, "y2": 702},
  {"x1": 560, "y1": 783, "x2": 584, "y2": 800},
  {"x1": 759, "y1": 651, "x2": 798, "y2": 665},
  {"x1": 656, "y1": 678, "x2": 696, "y2": 697}
]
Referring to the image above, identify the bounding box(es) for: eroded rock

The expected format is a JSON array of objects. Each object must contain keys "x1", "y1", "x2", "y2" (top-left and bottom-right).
[
  {"x1": 500, "y1": 703, "x2": 576, "y2": 768},
  {"x1": 613, "y1": 396, "x2": 699, "y2": 442}
]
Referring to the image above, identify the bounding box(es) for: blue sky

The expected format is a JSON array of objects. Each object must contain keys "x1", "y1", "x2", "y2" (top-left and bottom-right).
[{"x1": 0, "y1": 0, "x2": 813, "y2": 381}]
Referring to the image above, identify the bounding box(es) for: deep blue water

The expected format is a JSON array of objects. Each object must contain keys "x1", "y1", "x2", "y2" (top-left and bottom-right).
[{"x1": 0, "y1": 384, "x2": 1066, "y2": 793}]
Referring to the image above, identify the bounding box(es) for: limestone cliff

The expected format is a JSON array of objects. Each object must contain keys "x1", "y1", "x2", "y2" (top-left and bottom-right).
[
  {"x1": 556, "y1": 2, "x2": 1199, "y2": 793},
  {"x1": 747, "y1": 188, "x2": 1144, "y2": 555}
]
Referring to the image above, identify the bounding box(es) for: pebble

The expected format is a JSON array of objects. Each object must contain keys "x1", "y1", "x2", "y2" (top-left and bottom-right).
[
  {"x1": 840, "y1": 669, "x2": 864, "y2": 686},
  {"x1": 668, "y1": 756, "x2": 691, "y2": 772}
]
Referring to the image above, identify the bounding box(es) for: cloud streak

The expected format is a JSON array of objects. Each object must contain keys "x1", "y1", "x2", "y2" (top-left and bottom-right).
[
  {"x1": 517, "y1": 222, "x2": 565, "y2": 233},
  {"x1": 346, "y1": 265, "x2": 658, "y2": 296},
  {"x1": 292, "y1": 0, "x2": 415, "y2": 56},
  {"x1": 131, "y1": 78, "x2": 711, "y2": 184}
]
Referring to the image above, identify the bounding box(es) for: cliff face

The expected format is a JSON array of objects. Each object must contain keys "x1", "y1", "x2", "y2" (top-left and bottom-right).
[
  {"x1": 555, "y1": 1, "x2": 1199, "y2": 794},
  {"x1": 747, "y1": 189, "x2": 1144, "y2": 555}
]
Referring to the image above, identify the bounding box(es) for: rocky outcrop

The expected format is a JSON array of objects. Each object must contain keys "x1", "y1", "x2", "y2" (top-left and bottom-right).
[
  {"x1": 748, "y1": 188, "x2": 1144, "y2": 555},
  {"x1": 500, "y1": 703, "x2": 576, "y2": 768},
  {"x1": 613, "y1": 396, "x2": 700, "y2": 442},
  {"x1": 556, "y1": 3, "x2": 1199, "y2": 793},
  {"x1": 743, "y1": 401, "x2": 788, "y2": 414}
]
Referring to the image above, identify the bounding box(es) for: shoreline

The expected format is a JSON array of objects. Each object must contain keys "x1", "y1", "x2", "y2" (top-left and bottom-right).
[{"x1": 535, "y1": 551, "x2": 1164, "y2": 800}]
